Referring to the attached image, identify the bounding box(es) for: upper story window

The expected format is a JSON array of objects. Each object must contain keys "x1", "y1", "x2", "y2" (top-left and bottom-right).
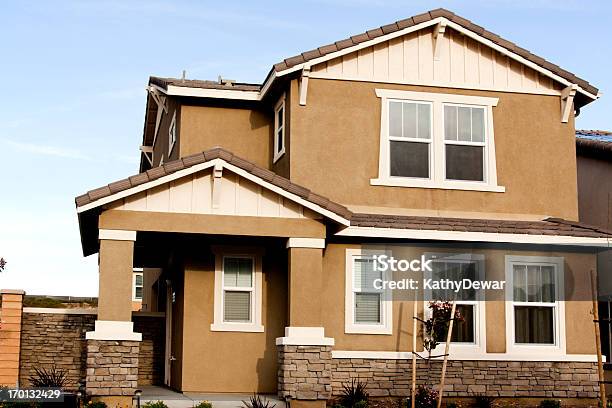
[
  {"x1": 273, "y1": 94, "x2": 286, "y2": 163},
  {"x1": 133, "y1": 270, "x2": 143, "y2": 301},
  {"x1": 372, "y1": 89, "x2": 504, "y2": 193},
  {"x1": 168, "y1": 111, "x2": 176, "y2": 155}
]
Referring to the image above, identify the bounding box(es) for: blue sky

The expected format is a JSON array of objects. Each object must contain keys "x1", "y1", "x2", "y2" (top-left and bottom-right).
[{"x1": 1, "y1": 0, "x2": 610, "y2": 296}]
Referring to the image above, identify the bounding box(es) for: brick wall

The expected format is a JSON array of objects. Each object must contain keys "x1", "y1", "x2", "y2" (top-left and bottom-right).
[
  {"x1": 18, "y1": 311, "x2": 165, "y2": 389},
  {"x1": 86, "y1": 340, "x2": 139, "y2": 396},
  {"x1": 331, "y1": 358, "x2": 600, "y2": 399}
]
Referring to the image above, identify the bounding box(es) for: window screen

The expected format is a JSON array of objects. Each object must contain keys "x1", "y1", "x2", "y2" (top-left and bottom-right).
[
  {"x1": 388, "y1": 101, "x2": 431, "y2": 179},
  {"x1": 444, "y1": 105, "x2": 486, "y2": 181},
  {"x1": 354, "y1": 258, "x2": 382, "y2": 324},
  {"x1": 223, "y1": 257, "x2": 254, "y2": 323}
]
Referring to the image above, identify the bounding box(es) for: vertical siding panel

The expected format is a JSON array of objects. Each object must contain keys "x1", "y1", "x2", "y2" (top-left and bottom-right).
[
  {"x1": 236, "y1": 177, "x2": 260, "y2": 216},
  {"x1": 418, "y1": 30, "x2": 434, "y2": 82},
  {"x1": 259, "y1": 189, "x2": 281, "y2": 217},
  {"x1": 146, "y1": 185, "x2": 170, "y2": 212},
  {"x1": 538, "y1": 73, "x2": 553, "y2": 90},
  {"x1": 508, "y1": 59, "x2": 522, "y2": 88},
  {"x1": 373, "y1": 42, "x2": 389, "y2": 81},
  {"x1": 192, "y1": 172, "x2": 212, "y2": 214},
  {"x1": 217, "y1": 172, "x2": 237, "y2": 215},
  {"x1": 326, "y1": 57, "x2": 343, "y2": 75},
  {"x1": 342, "y1": 53, "x2": 358, "y2": 77},
  {"x1": 357, "y1": 47, "x2": 374, "y2": 79},
  {"x1": 478, "y1": 45, "x2": 494, "y2": 87},
  {"x1": 493, "y1": 53, "x2": 509, "y2": 89},
  {"x1": 387, "y1": 37, "x2": 404, "y2": 81},
  {"x1": 123, "y1": 192, "x2": 147, "y2": 211},
  {"x1": 403, "y1": 32, "x2": 419, "y2": 81},
  {"x1": 449, "y1": 30, "x2": 465, "y2": 84},
  {"x1": 311, "y1": 62, "x2": 327, "y2": 73},
  {"x1": 523, "y1": 66, "x2": 538, "y2": 89},
  {"x1": 169, "y1": 178, "x2": 193, "y2": 213},
  {"x1": 464, "y1": 37, "x2": 479, "y2": 84},
  {"x1": 280, "y1": 199, "x2": 303, "y2": 218}
]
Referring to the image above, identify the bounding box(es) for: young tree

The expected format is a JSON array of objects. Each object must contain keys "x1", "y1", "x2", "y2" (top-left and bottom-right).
[{"x1": 0, "y1": 257, "x2": 6, "y2": 272}]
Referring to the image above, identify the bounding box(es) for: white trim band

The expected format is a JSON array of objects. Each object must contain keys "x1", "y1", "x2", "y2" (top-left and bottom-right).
[
  {"x1": 275, "y1": 327, "x2": 335, "y2": 346},
  {"x1": 85, "y1": 320, "x2": 142, "y2": 341},
  {"x1": 331, "y1": 350, "x2": 600, "y2": 362},
  {"x1": 286, "y1": 238, "x2": 326, "y2": 249},
  {"x1": 99, "y1": 229, "x2": 137, "y2": 242},
  {"x1": 336, "y1": 226, "x2": 612, "y2": 247}
]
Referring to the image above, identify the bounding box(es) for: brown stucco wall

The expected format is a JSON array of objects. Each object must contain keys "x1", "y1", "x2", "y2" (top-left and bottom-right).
[
  {"x1": 577, "y1": 155, "x2": 612, "y2": 230},
  {"x1": 98, "y1": 239, "x2": 134, "y2": 322},
  {"x1": 178, "y1": 241, "x2": 287, "y2": 393},
  {"x1": 321, "y1": 242, "x2": 596, "y2": 355},
  {"x1": 288, "y1": 78, "x2": 579, "y2": 220},
  {"x1": 179, "y1": 103, "x2": 271, "y2": 169}
]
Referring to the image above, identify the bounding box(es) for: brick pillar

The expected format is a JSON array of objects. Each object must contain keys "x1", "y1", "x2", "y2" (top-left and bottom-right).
[
  {"x1": 278, "y1": 240, "x2": 333, "y2": 408},
  {"x1": 86, "y1": 232, "x2": 141, "y2": 405},
  {"x1": 0, "y1": 289, "x2": 25, "y2": 387}
]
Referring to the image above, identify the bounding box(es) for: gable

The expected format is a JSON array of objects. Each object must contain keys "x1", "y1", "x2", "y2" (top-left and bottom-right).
[
  {"x1": 310, "y1": 25, "x2": 561, "y2": 96},
  {"x1": 105, "y1": 167, "x2": 322, "y2": 220}
]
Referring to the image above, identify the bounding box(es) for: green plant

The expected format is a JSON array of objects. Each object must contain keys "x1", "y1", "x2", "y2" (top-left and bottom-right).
[
  {"x1": 538, "y1": 400, "x2": 561, "y2": 408},
  {"x1": 338, "y1": 379, "x2": 369, "y2": 408},
  {"x1": 23, "y1": 296, "x2": 64, "y2": 308},
  {"x1": 143, "y1": 402, "x2": 169, "y2": 408},
  {"x1": 28, "y1": 366, "x2": 67, "y2": 388},
  {"x1": 407, "y1": 385, "x2": 438, "y2": 408},
  {"x1": 354, "y1": 401, "x2": 368, "y2": 408},
  {"x1": 474, "y1": 395, "x2": 495, "y2": 408},
  {"x1": 194, "y1": 402, "x2": 213, "y2": 408},
  {"x1": 242, "y1": 395, "x2": 276, "y2": 408}
]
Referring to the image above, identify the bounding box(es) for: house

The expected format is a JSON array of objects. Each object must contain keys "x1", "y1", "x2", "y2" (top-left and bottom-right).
[{"x1": 75, "y1": 9, "x2": 611, "y2": 406}]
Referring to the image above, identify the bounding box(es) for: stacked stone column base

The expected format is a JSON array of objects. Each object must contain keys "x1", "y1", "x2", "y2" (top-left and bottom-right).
[
  {"x1": 86, "y1": 340, "x2": 140, "y2": 397},
  {"x1": 278, "y1": 345, "x2": 332, "y2": 401}
]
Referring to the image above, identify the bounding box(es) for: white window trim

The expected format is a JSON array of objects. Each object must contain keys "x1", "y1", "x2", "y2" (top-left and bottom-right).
[
  {"x1": 424, "y1": 253, "x2": 487, "y2": 358},
  {"x1": 211, "y1": 249, "x2": 264, "y2": 332},
  {"x1": 132, "y1": 269, "x2": 144, "y2": 302},
  {"x1": 505, "y1": 255, "x2": 566, "y2": 357},
  {"x1": 273, "y1": 94, "x2": 286, "y2": 163},
  {"x1": 372, "y1": 89, "x2": 504, "y2": 193},
  {"x1": 345, "y1": 248, "x2": 393, "y2": 335},
  {"x1": 168, "y1": 111, "x2": 176, "y2": 155}
]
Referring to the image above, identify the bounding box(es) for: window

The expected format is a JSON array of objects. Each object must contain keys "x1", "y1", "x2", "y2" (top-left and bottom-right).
[
  {"x1": 345, "y1": 249, "x2": 392, "y2": 334},
  {"x1": 168, "y1": 111, "x2": 176, "y2": 155},
  {"x1": 273, "y1": 94, "x2": 286, "y2": 162},
  {"x1": 425, "y1": 253, "x2": 485, "y2": 350},
  {"x1": 211, "y1": 248, "x2": 264, "y2": 332},
  {"x1": 133, "y1": 270, "x2": 143, "y2": 301},
  {"x1": 505, "y1": 256, "x2": 565, "y2": 353},
  {"x1": 372, "y1": 89, "x2": 504, "y2": 192}
]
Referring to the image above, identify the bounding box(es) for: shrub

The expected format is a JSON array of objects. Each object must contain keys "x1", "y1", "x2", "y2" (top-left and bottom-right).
[
  {"x1": 242, "y1": 395, "x2": 276, "y2": 408},
  {"x1": 86, "y1": 402, "x2": 108, "y2": 408},
  {"x1": 474, "y1": 395, "x2": 495, "y2": 408},
  {"x1": 538, "y1": 400, "x2": 561, "y2": 408},
  {"x1": 338, "y1": 379, "x2": 369, "y2": 408},
  {"x1": 28, "y1": 366, "x2": 67, "y2": 388},
  {"x1": 194, "y1": 402, "x2": 213, "y2": 408},
  {"x1": 354, "y1": 401, "x2": 368, "y2": 408},
  {"x1": 406, "y1": 385, "x2": 438, "y2": 408},
  {"x1": 143, "y1": 402, "x2": 169, "y2": 408},
  {"x1": 23, "y1": 297, "x2": 64, "y2": 308}
]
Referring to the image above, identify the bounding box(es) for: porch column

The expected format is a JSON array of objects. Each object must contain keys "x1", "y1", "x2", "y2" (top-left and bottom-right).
[
  {"x1": 0, "y1": 290, "x2": 25, "y2": 387},
  {"x1": 86, "y1": 230, "x2": 141, "y2": 405},
  {"x1": 277, "y1": 238, "x2": 333, "y2": 408}
]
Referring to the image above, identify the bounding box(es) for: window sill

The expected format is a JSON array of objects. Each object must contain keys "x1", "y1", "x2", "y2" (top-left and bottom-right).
[
  {"x1": 370, "y1": 177, "x2": 506, "y2": 193},
  {"x1": 210, "y1": 322, "x2": 264, "y2": 333},
  {"x1": 345, "y1": 324, "x2": 392, "y2": 335},
  {"x1": 273, "y1": 149, "x2": 285, "y2": 164}
]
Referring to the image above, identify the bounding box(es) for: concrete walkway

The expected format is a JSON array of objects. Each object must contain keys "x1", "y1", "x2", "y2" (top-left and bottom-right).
[{"x1": 139, "y1": 386, "x2": 286, "y2": 408}]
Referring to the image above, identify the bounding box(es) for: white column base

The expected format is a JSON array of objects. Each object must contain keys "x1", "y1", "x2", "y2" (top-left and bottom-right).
[
  {"x1": 275, "y1": 326, "x2": 334, "y2": 346},
  {"x1": 85, "y1": 320, "x2": 142, "y2": 341}
]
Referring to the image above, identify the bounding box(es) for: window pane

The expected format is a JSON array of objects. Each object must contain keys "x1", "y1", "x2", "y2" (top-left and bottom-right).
[
  {"x1": 452, "y1": 304, "x2": 475, "y2": 343},
  {"x1": 513, "y1": 265, "x2": 527, "y2": 302},
  {"x1": 389, "y1": 102, "x2": 403, "y2": 137},
  {"x1": 135, "y1": 287, "x2": 143, "y2": 300},
  {"x1": 457, "y1": 106, "x2": 472, "y2": 142},
  {"x1": 445, "y1": 145, "x2": 484, "y2": 181},
  {"x1": 390, "y1": 141, "x2": 429, "y2": 178},
  {"x1": 444, "y1": 105, "x2": 458, "y2": 141},
  {"x1": 354, "y1": 258, "x2": 380, "y2": 291},
  {"x1": 277, "y1": 106, "x2": 283, "y2": 128},
  {"x1": 514, "y1": 306, "x2": 554, "y2": 344},
  {"x1": 355, "y1": 293, "x2": 381, "y2": 323},
  {"x1": 277, "y1": 129, "x2": 283, "y2": 152},
  {"x1": 224, "y1": 291, "x2": 251, "y2": 322},
  {"x1": 135, "y1": 275, "x2": 143, "y2": 285},
  {"x1": 527, "y1": 265, "x2": 540, "y2": 302},
  {"x1": 224, "y1": 258, "x2": 253, "y2": 288},
  {"x1": 403, "y1": 103, "x2": 417, "y2": 139},
  {"x1": 471, "y1": 108, "x2": 485, "y2": 143},
  {"x1": 541, "y1": 266, "x2": 555, "y2": 303},
  {"x1": 417, "y1": 104, "x2": 431, "y2": 139}
]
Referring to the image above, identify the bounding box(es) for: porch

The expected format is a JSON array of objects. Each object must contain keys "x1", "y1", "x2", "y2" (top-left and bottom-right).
[{"x1": 139, "y1": 386, "x2": 286, "y2": 408}]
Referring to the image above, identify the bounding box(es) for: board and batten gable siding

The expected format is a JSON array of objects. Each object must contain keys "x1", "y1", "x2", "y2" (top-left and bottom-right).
[
  {"x1": 106, "y1": 168, "x2": 321, "y2": 220},
  {"x1": 311, "y1": 26, "x2": 560, "y2": 95}
]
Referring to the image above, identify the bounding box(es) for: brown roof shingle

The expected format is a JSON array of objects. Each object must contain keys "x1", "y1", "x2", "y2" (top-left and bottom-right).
[{"x1": 150, "y1": 76, "x2": 261, "y2": 92}]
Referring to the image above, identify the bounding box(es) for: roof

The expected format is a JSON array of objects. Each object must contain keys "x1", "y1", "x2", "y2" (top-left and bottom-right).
[
  {"x1": 148, "y1": 8, "x2": 598, "y2": 102},
  {"x1": 76, "y1": 147, "x2": 352, "y2": 220},
  {"x1": 576, "y1": 130, "x2": 612, "y2": 160},
  {"x1": 149, "y1": 76, "x2": 262, "y2": 92},
  {"x1": 77, "y1": 148, "x2": 612, "y2": 251},
  {"x1": 350, "y1": 213, "x2": 612, "y2": 239}
]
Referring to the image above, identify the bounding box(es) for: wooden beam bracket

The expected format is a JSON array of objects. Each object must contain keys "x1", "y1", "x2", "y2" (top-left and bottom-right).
[
  {"x1": 561, "y1": 84, "x2": 577, "y2": 123},
  {"x1": 299, "y1": 67, "x2": 311, "y2": 106},
  {"x1": 433, "y1": 20, "x2": 448, "y2": 61}
]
